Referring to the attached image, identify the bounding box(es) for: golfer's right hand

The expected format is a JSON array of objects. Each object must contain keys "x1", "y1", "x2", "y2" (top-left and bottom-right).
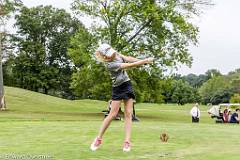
[{"x1": 145, "y1": 57, "x2": 154, "y2": 64}]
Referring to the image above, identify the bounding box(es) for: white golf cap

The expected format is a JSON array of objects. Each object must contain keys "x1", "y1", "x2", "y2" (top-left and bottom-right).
[{"x1": 96, "y1": 43, "x2": 117, "y2": 57}]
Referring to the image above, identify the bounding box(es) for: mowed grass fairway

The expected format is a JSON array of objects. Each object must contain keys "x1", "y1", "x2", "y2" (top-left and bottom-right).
[{"x1": 0, "y1": 87, "x2": 239, "y2": 160}]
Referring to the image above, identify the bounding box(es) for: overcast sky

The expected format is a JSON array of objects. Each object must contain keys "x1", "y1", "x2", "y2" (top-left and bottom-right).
[
  {"x1": 179, "y1": 0, "x2": 240, "y2": 75},
  {"x1": 12, "y1": 0, "x2": 240, "y2": 75}
]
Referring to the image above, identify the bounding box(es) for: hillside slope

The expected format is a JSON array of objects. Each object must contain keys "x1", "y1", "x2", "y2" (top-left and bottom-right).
[
  {"x1": 2, "y1": 86, "x2": 106, "y2": 121},
  {"x1": 2, "y1": 86, "x2": 212, "y2": 123}
]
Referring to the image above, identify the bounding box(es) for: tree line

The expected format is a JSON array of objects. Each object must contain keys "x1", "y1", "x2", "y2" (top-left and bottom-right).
[{"x1": 4, "y1": 0, "x2": 240, "y2": 106}]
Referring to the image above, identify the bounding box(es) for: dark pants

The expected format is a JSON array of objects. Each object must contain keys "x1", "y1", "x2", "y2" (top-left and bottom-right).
[{"x1": 192, "y1": 117, "x2": 199, "y2": 123}]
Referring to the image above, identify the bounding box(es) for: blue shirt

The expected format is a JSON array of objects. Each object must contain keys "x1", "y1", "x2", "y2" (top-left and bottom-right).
[{"x1": 230, "y1": 113, "x2": 239, "y2": 123}]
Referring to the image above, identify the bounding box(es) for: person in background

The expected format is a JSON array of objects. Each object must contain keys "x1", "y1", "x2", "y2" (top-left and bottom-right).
[
  {"x1": 229, "y1": 108, "x2": 240, "y2": 124},
  {"x1": 223, "y1": 108, "x2": 229, "y2": 123},
  {"x1": 228, "y1": 110, "x2": 232, "y2": 123},
  {"x1": 190, "y1": 103, "x2": 200, "y2": 123}
]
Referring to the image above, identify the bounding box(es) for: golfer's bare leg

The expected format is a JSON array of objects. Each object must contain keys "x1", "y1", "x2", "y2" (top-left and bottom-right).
[
  {"x1": 123, "y1": 98, "x2": 133, "y2": 142},
  {"x1": 97, "y1": 100, "x2": 121, "y2": 139}
]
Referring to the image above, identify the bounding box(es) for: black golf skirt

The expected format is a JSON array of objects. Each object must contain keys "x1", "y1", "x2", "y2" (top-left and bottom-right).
[{"x1": 112, "y1": 81, "x2": 135, "y2": 100}]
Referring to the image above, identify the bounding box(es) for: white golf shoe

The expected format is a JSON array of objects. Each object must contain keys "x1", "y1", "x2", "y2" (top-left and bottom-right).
[
  {"x1": 123, "y1": 141, "x2": 131, "y2": 152},
  {"x1": 90, "y1": 137, "x2": 102, "y2": 151}
]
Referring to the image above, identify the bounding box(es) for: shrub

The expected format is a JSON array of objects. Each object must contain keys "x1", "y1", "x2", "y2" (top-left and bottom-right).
[{"x1": 230, "y1": 94, "x2": 240, "y2": 103}]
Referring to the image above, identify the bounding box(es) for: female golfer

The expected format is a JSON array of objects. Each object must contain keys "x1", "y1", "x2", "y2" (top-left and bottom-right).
[{"x1": 90, "y1": 43, "x2": 153, "y2": 152}]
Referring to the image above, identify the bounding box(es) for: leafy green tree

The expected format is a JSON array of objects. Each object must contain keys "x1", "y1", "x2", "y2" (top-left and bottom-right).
[
  {"x1": 72, "y1": 0, "x2": 212, "y2": 71},
  {"x1": 70, "y1": 63, "x2": 112, "y2": 100},
  {"x1": 199, "y1": 76, "x2": 232, "y2": 104},
  {"x1": 205, "y1": 69, "x2": 222, "y2": 79},
  {"x1": 68, "y1": 28, "x2": 107, "y2": 100},
  {"x1": 128, "y1": 68, "x2": 165, "y2": 103},
  {"x1": 0, "y1": 0, "x2": 22, "y2": 110},
  {"x1": 3, "y1": 53, "x2": 15, "y2": 86},
  {"x1": 228, "y1": 68, "x2": 240, "y2": 76},
  {"x1": 157, "y1": 78, "x2": 173, "y2": 103},
  {"x1": 230, "y1": 94, "x2": 240, "y2": 103},
  {"x1": 210, "y1": 90, "x2": 232, "y2": 105},
  {"x1": 171, "y1": 79, "x2": 199, "y2": 105},
  {"x1": 11, "y1": 5, "x2": 84, "y2": 98},
  {"x1": 227, "y1": 70, "x2": 240, "y2": 94},
  {"x1": 182, "y1": 73, "x2": 208, "y2": 88},
  {"x1": 69, "y1": 0, "x2": 212, "y2": 101},
  {"x1": 230, "y1": 78, "x2": 240, "y2": 94}
]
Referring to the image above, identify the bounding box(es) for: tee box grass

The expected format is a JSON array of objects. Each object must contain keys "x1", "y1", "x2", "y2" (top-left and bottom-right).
[{"x1": 0, "y1": 86, "x2": 239, "y2": 160}]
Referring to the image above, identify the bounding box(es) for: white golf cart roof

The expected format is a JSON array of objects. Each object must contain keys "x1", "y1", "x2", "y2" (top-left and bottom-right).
[{"x1": 219, "y1": 103, "x2": 240, "y2": 107}]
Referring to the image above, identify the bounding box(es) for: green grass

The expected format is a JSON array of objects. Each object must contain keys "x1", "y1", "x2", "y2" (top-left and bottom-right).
[{"x1": 0, "y1": 86, "x2": 239, "y2": 160}]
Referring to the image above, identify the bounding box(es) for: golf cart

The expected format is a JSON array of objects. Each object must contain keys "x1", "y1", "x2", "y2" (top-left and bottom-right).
[
  {"x1": 208, "y1": 103, "x2": 240, "y2": 123},
  {"x1": 102, "y1": 100, "x2": 140, "y2": 122}
]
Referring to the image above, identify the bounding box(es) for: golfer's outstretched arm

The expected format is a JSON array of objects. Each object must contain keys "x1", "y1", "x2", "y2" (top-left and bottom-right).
[
  {"x1": 235, "y1": 116, "x2": 240, "y2": 122},
  {"x1": 120, "y1": 58, "x2": 153, "y2": 69},
  {"x1": 119, "y1": 53, "x2": 140, "y2": 63}
]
